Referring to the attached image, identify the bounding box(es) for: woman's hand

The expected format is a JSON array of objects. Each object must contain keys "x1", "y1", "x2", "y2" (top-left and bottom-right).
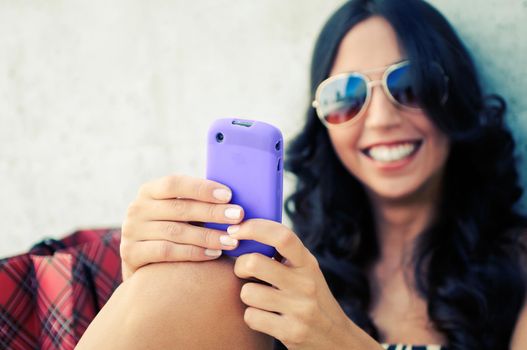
[
  {"x1": 120, "y1": 174, "x2": 244, "y2": 280},
  {"x1": 229, "y1": 219, "x2": 377, "y2": 349}
]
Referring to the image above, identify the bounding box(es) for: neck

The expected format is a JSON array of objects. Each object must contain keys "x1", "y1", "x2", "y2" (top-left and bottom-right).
[{"x1": 367, "y1": 178, "x2": 442, "y2": 267}]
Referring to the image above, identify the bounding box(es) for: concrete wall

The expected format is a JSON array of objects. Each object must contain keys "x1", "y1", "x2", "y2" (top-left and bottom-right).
[{"x1": 1, "y1": 0, "x2": 526, "y2": 257}]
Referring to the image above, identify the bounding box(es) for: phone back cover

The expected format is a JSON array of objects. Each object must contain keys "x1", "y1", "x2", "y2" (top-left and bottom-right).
[{"x1": 205, "y1": 118, "x2": 283, "y2": 257}]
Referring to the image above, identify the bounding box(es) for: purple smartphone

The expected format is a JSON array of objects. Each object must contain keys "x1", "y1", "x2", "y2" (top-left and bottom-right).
[{"x1": 205, "y1": 118, "x2": 283, "y2": 258}]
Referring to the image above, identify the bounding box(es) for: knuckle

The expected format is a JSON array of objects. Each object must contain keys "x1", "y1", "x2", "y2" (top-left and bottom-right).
[
  {"x1": 301, "y1": 278, "x2": 317, "y2": 298},
  {"x1": 169, "y1": 199, "x2": 187, "y2": 217},
  {"x1": 202, "y1": 227, "x2": 218, "y2": 247},
  {"x1": 160, "y1": 174, "x2": 184, "y2": 196},
  {"x1": 186, "y1": 244, "x2": 203, "y2": 260},
  {"x1": 207, "y1": 203, "x2": 218, "y2": 220},
  {"x1": 299, "y1": 300, "x2": 317, "y2": 324},
  {"x1": 159, "y1": 241, "x2": 173, "y2": 261},
  {"x1": 308, "y1": 251, "x2": 320, "y2": 269},
  {"x1": 276, "y1": 228, "x2": 295, "y2": 250},
  {"x1": 137, "y1": 182, "x2": 150, "y2": 198},
  {"x1": 196, "y1": 179, "x2": 209, "y2": 199},
  {"x1": 126, "y1": 201, "x2": 142, "y2": 218},
  {"x1": 244, "y1": 254, "x2": 260, "y2": 274},
  {"x1": 138, "y1": 175, "x2": 167, "y2": 198},
  {"x1": 121, "y1": 218, "x2": 134, "y2": 237},
  {"x1": 288, "y1": 324, "x2": 308, "y2": 346},
  {"x1": 166, "y1": 221, "x2": 183, "y2": 241},
  {"x1": 119, "y1": 240, "x2": 132, "y2": 263}
]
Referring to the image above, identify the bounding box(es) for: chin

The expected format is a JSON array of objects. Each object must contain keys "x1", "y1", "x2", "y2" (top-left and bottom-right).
[
  {"x1": 371, "y1": 188, "x2": 416, "y2": 202},
  {"x1": 364, "y1": 179, "x2": 425, "y2": 203},
  {"x1": 364, "y1": 170, "x2": 444, "y2": 204}
]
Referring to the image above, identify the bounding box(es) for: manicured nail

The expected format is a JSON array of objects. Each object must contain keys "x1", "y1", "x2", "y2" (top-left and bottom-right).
[
  {"x1": 224, "y1": 207, "x2": 241, "y2": 219},
  {"x1": 213, "y1": 188, "x2": 232, "y2": 201},
  {"x1": 220, "y1": 235, "x2": 238, "y2": 247},
  {"x1": 205, "y1": 249, "x2": 222, "y2": 257},
  {"x1": 227, "y1": 225, "x2": 240, "y2": 235}
]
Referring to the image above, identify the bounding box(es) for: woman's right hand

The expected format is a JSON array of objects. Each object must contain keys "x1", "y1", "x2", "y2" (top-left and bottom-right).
[{"x1": 120, "y1": 174, "x2": 244, "y2": 280}]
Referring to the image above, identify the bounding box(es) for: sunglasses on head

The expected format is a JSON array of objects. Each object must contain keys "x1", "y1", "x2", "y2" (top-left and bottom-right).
[{"x1": 312, "y1": 60, "x2": 447, "y2": 128}]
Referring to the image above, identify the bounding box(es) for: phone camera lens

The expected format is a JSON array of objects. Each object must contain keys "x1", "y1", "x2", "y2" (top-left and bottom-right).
[
  {"x1": 275, "y1": 141, "x2": 281, "y2": 151},
  {"x1": 216, "y1": 132, "x2": 224, "y2": 143}
]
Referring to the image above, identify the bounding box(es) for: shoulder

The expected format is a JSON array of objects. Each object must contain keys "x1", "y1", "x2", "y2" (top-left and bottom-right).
[
  {"x1": 508, "y1": 227, "x2": 527, "y2": 349},
  {"x1": 511, "y1": 233, "x2": 527, "y2": 349}
]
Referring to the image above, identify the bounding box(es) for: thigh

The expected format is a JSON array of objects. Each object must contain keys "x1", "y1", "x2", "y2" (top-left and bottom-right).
[{"x1": 76, "y1": 256, "x2": 274, "y2": 350}]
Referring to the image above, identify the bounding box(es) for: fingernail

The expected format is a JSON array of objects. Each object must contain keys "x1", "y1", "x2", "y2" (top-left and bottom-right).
[
  {"x1": 205, "y1": 249, "x2": 222, "y2": 257},
  {"x1": 213, "y1": 188, "x2": 232, "y2": 201},
  {"x1": 227, "y1": 225, "x2": 240, "y2": 235},
  {"x1": 224, "y1": 207, "x2": 241, "y2": 219},
  {"x1": 220, "y1": 235, "x2": 238, "y2": 247}
]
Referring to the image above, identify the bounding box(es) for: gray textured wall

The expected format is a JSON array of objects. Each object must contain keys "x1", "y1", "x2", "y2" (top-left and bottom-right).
[{"x1": 1, "y1": 0, "x2": 526, "y2": 257}]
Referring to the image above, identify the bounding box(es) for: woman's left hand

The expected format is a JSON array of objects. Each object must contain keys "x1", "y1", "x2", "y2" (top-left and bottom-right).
[{"x1": 228, "y1": 219, "x2": 358, "y2": 349}]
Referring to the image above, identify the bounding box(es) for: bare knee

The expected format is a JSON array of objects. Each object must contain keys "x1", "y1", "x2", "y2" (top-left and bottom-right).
[{"x1": 124, "y1": 257, "x2": 274, "y2": 350}]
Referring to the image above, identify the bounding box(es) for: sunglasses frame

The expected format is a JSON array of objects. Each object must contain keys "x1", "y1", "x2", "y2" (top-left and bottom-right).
[{"x1": 312, "y1": 60, "x2": 439, "y2": 129}]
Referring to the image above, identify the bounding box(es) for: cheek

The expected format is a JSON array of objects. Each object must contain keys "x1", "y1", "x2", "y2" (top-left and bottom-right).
[{"x1": 327, "y1": 128, "x2": 363, "y2": 173}]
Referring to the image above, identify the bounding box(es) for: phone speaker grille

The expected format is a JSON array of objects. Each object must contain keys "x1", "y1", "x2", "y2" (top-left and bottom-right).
[{"x1": 232, "y1": 120, "x2": 253, "y2": 127}]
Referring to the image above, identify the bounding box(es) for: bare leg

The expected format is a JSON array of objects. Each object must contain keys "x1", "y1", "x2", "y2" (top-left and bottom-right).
[{"x1": 76, "y1": 256, "x2": 274, "y2": 350}]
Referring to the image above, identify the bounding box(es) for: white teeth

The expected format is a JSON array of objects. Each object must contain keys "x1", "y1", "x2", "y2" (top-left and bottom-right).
[{"x1": 368, "y1": 142, "x2": 417, "y2": 163}]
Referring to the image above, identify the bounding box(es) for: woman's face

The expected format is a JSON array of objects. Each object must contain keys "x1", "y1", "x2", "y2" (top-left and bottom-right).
[{"x1": 327, "y1": 16, "x2": 450, "y2": 202}]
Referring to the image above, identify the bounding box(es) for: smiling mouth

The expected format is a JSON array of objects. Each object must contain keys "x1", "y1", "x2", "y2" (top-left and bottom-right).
[{"x1": 361, "y1": 140, "x2": 423, "y2": 163}]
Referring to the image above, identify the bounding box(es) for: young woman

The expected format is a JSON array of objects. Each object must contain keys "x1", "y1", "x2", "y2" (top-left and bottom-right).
[{"x1": 77, "y1": 0, "x2": 527, "y2": 349}]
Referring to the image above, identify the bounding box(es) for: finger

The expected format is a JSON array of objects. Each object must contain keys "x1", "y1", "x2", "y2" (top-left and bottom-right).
[
  {"x1": 129, "y1": 220, "x2": 239, "y2": 250},
  {"x1": 234, "y1": 253, "x2": 292, "y2": 290},
  {"x1": 245, "y1": 307, "x2": 314, "y2": 348},
  {"x1": 243, "y1": 307, "x2": 286, "y2": 342},
  {"x1": 120, "y1": 240, "x2": 223, "y2": 273},
  {"x1": 138, "y1": 174, "x2": 232, "y2": 203},
  {"x1": 240, "y1": 282, "x2": 286, "y2": 314},
  {"x1": 242, "y1": 285, "x2": 317, "y2": 341},
  {"x1": 129, "y1": 198, "x2": 245, "y2": 224},
  {"x1": 227, "y1": 219, "x2": 308, "y2": 268}
]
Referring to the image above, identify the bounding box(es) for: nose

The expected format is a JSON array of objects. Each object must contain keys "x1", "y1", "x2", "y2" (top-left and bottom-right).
[{"x1": 363, "y1": 82, "x2": 403, "y2": 130}]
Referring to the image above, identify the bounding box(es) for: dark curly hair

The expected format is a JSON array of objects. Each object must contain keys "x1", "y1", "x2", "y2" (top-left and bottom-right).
[{"x1": 282, "y1": 0, "x2": 527, "y2": 349}]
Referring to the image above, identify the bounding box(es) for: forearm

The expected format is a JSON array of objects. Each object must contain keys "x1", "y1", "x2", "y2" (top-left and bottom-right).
[{"x1": 76, "y1": 257, "x2": 274, "y2": 349}]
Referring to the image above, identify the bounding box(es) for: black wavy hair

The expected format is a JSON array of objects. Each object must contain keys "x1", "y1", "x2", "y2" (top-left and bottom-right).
[{"x1": 283, "y1": 0, "x2": 527, "y2": 349}]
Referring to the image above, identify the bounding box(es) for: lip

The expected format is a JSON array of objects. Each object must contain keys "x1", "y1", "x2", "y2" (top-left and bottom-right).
[{"x1": 361, "y1": 140, "x2": 423, "y2": 171}]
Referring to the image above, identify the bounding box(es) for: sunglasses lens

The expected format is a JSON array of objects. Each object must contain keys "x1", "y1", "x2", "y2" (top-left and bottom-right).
[
  {"x1": 318, "y1": 75, "x2": 367, "y2": 125},
  {"x1": 387, "y1": 64, "x2": 420, "y2": 108}
]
